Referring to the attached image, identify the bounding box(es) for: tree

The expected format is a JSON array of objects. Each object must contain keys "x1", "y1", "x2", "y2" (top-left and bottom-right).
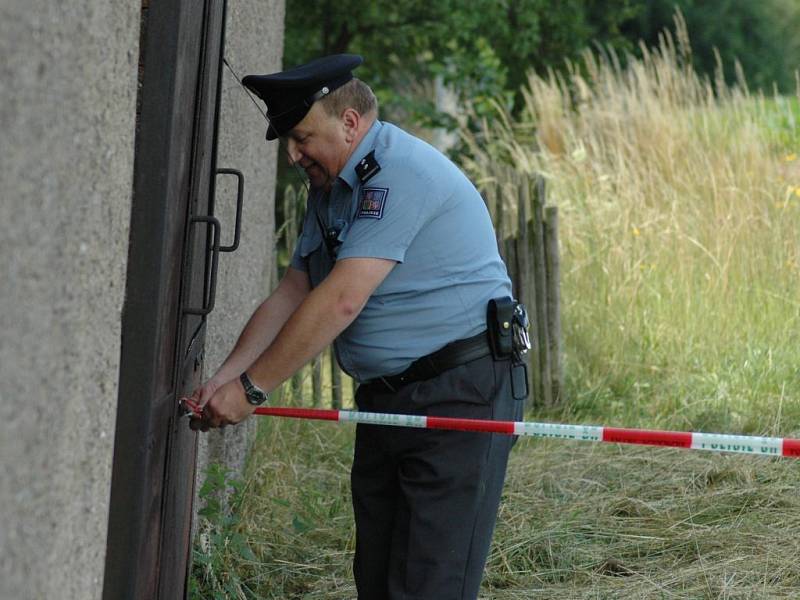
[
  {"x1": 623, "y1": 0, "x2": 800, "y2": 92},
  {"x1": 283, "y1": 0, "x2": 641, "y2": 123}
]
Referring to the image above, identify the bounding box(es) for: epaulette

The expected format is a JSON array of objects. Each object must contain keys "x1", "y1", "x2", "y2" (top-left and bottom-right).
[{"x1": 355, "y1": 150, "x2": 381, "y2": 184}]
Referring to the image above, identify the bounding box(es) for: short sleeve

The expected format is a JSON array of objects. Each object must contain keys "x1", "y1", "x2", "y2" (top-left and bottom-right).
[
  {"x1": 336, "y1": 167, "x2": 442, "y2": 263},
  {"x1": 289, "y1": 190, "x2": 325, "y2": 272},
  {"x1": 289, "y1": 232, "x2": 308, "y2": 271}
]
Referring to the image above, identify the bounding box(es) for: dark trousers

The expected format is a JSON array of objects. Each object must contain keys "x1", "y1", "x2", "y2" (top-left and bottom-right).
[{"x1": 351, "y1": 354, "x2": 524, "y2": 600}]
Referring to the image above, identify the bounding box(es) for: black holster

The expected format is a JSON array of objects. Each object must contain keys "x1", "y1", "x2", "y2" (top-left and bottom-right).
[
  {"x1": 487, "y1": 297, "x2": 531, "y2": 400},
  {"x1": 487, "y1": 297, "x2": 515, "y2": 360}
]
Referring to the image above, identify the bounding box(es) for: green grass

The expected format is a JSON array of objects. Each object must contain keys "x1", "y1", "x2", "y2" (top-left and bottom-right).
[
  {"x1": 484, "y1": 441, "x2": 800, "y2": 598},
  {"x1": 192, "y1": 415, "x2": 800, "y2": 599}
]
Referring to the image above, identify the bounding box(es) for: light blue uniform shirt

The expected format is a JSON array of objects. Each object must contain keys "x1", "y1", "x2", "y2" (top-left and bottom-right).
[{"x1": 291, "y1": 120, "x2": 512, "y2": 381}]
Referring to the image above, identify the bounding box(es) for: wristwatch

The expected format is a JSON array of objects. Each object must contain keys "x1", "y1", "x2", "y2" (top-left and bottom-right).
[{"x1": 240, "y1": 371, "x2": 269, "y2": 406}]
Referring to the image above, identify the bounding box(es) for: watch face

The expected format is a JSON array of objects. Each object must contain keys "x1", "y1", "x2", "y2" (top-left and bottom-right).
[
  {"x1": 241, "y1": 372, "x2": 268, "y2": 405},
  {"x1": 246, "y1": 389, "x2": 267, "y2": 405}
]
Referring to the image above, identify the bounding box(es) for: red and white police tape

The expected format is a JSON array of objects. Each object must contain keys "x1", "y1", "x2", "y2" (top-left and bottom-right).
[
  {"x1": 250, "y1": 406, "x2": 800, "y2": 459},
  {"x1": 181, "y1": 399, "x2": 800, "y2": 459}
]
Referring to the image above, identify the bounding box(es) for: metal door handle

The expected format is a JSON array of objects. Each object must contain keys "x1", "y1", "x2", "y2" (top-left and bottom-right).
[
  {"x1": 183, "y1": 215, "x2": 221, "y2": 316},
  {"x1": 216, "y1": 168, "x2": 244, "y2": 252}
]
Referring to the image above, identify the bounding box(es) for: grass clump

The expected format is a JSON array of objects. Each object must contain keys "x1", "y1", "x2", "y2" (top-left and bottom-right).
[
  {"x1": 484, "y1": 442, "x2": 800, "y2": 598},
  {"x1": 196, "y1": 418, "x2": 800, "y2": 598},
  {"x1": 192, "y1": 416, "x2": 358, "y2": 599},
  {"x1": 190, "y1": 464, "x2": 258, "y2": 599}
]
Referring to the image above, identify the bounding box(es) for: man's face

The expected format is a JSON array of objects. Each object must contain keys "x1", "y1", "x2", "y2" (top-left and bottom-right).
[{"x1": 285, "y1": 103, "x2": 351, "y2": 191}]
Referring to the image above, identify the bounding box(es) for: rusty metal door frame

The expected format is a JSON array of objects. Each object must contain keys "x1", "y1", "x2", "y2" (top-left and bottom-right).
[{"x1": 103, "y1": 1, "x2": 228, "y2": 598}]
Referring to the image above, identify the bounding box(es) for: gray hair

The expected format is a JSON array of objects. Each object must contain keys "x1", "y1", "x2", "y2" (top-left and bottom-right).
[{"x1": 318, "y1": 78, "x2": 378, "y2": 119}]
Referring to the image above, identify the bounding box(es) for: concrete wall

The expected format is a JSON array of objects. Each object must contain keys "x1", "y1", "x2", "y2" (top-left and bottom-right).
[
  {"x1": 0, "y1": 2, "x2": 140, "y2": 599},
  {"x1": 199, "y1": 1, "x2": 285, "y2": 475},
  {"x1": 0, "y1": 1, "x2": 284, "y2": 599}
]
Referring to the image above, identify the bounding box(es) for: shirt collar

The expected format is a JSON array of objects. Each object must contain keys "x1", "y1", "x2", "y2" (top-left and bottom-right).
[{"x1": 337, "y1": 120, "x2": 382, "y2": 190}]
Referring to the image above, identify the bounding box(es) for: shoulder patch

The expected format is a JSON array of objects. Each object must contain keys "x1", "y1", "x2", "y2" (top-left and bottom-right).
[
  {"x1": 357, "y1": 187, "x2": 388, "y2": 219},
  {"x1": 355, "y1": 150, "x2": 381, "y2": 184}
]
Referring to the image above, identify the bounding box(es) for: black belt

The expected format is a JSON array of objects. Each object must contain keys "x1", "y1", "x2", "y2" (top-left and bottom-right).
[{"x1": 370, "y1": 331, "x2": 493, "y2": 392}]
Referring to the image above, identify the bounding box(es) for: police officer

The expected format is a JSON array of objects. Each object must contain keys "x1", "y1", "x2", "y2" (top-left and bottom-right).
[{"x1": 190, "y1": 54, "x2": 526, "y2": 599}]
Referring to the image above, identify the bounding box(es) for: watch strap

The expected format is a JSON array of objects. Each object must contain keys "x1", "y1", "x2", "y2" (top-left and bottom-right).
[{"x1": 240, "y1": 371, "x2": 268, "y2": 406}]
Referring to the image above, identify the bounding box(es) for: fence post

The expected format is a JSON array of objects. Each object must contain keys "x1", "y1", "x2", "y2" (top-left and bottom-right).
[
  {"x1": 544, "y1": 206, "x2": 564, "y2": 405},
  {"x1": 515, "y1": 179, "x2": 535, "y2": 396},
  {"x1": 330, "y1": 347, "x2": 342, "y2": 409},
  {"x1": 283, "y1": 185, "x2": 299, "y2": 266},
  {"x1": 289, "y1": 370, "x2": 303, "y2": 406},
  {"x1": 281, "y1": 186, "x2": 305, "y2": 404},
  {"x1": 494, "y1": 181, "x2": 507, "y2": 262},
  {"x1": 312, "y1": 354, "x2": 323, "y2": 407},
  {"x1": 514, "y1": 179, "x2": 531, "y2": 308},
  {"x1": 505, "y1": 235, "x2": 517, "y2": 289},
  {"x1": 531, "y1": 176, "x2": 553, "y2": 406}
]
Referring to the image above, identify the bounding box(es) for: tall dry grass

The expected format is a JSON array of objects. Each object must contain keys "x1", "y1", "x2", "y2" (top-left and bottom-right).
[
  {"x1": 461, "y1": 15, "x2": 800, "y2": 435},
  {"x1": 197, "y1": 415, "x2": 800, "y2": 598}
]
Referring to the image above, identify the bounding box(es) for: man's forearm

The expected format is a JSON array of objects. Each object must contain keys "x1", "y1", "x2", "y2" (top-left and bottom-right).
[
  {"x1": 246, "y1": 276, "x2": 360, "y2": 391},
  {"x1": 247, "y1": 258, "x2": 395, "y2": 392},
  {"x1": 192, "y1": 259, "x2": 395, "y2": 430}
]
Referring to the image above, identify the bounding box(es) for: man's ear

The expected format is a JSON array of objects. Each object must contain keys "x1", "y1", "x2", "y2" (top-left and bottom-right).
[{"x1": 342, "y1": 108, "x2": 360, "y2": 142}]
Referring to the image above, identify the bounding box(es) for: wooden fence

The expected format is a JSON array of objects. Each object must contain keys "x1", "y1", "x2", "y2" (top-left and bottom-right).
[
  {"x1": 482, "y1": 172, "x2": 564, "y2": 407},
  {"x1": 276, "y1": 174, "x2": 564, "y2": 409}
]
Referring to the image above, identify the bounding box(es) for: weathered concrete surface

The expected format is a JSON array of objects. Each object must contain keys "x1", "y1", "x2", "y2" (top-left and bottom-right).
[
  {"x1": 0, "y1": 2, "x2": 139, "y2": 599},
  {"x1": 197, "y1": 1, "x2": 285, "y2": 478}
]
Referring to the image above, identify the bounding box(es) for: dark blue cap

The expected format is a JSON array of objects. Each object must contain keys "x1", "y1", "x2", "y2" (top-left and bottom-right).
[{"x1": 242, "y1": 54, "x2": 364, "y2": 140}]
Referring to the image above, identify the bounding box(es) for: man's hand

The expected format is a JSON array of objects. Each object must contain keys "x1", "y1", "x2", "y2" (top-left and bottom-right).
[
  {"x1": 189, "y1": 377, "x2": 223, "y2": 409},
  {"x1": 188, "y1": 378, "x2": 256, "y2": 432}
]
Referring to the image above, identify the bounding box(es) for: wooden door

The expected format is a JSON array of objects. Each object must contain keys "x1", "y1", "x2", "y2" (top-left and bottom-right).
[{"x1": 103, "y1": 1, "x2": 229, "y2": 598}]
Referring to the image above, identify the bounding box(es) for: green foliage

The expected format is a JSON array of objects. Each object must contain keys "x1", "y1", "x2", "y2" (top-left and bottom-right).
[
  {"x1": 189, "y1": 464, "x2": 257, "y2": 600},
  {"x1": 284, "y1": 0, "x2": 800, "y2": 133},
  {"x1": 625, "y1": 0, "x2": 800, "y2": 93},
  {"x1": 283, "y1": 0, "x2": 640, "y2": 125},
  {"x1": 220, "y1": 417, "x2": 357, "y2": 598}
]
